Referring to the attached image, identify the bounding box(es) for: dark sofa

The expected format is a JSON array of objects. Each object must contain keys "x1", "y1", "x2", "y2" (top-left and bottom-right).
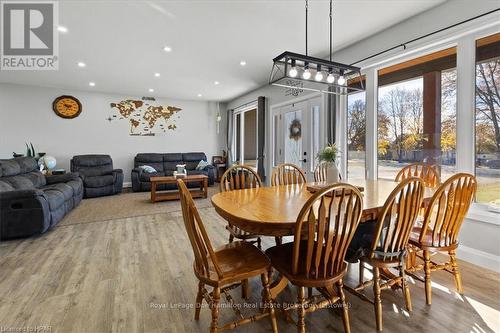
[
  {"x1": 0, "y1": 157, "x2": 83, "y2": 240},
  {"x1": 131, "y1": 152, "x2": 215, "y2": 192},
  {"x1": 71, "y1": 155, "x2": 123, "y2": 198}
]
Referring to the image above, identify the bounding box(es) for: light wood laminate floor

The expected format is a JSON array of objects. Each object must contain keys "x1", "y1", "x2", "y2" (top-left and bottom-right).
[{"x1": 0, "y1": 198, "x2": 499, "y2": 332}]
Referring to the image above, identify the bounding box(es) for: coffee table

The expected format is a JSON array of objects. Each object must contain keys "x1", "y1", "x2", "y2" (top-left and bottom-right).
[{"x1": 150, "y1": 175, "x2": 208, "y2": 202}]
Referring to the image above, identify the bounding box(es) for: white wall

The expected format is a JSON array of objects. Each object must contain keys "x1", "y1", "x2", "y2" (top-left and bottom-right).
[{"x1": 0, "y1": 83, "x2": 224, "y2": 185}]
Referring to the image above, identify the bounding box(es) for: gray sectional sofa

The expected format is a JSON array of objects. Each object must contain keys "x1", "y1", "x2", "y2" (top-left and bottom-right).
[
  {"x1": 131, "y1": 152, "x2": 215, "y2": 192},
  {"x1": 0, "y1": 157, "x2": 83, "y2": 240}
]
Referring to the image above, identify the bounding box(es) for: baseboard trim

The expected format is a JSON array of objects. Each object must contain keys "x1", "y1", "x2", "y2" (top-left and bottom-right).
[{"x1": 457, "y1": 245, "x2": 500, "y2": 273}]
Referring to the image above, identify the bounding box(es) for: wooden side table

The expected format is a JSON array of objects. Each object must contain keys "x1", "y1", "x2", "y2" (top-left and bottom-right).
[
  {"x1": 214, "y1": 163, "x2": 227, "y2": 183},
  {"x1": 150, "y1": 175, "x2": 208, "y2": 202}
]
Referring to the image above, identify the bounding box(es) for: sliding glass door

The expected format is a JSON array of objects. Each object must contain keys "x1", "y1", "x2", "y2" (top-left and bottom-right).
[{"x1": 233, "y1": 108, "x2": 258, "y2": 170}]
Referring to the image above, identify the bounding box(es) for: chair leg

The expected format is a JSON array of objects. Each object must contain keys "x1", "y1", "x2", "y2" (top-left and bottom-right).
[
  {"x1": 407, "y1": 247, "x2": 417, "y2": 270},
  {"x1": 359, "y1": 261, "x2": 364, "y2": 285},
  {"x1": 242, "y1": 279, "x2": 249, "y2": 300},
  {"x1": 423, "y1": 250, "x2": 432, "y2": 305},
  {"x1": 297, "y1": 286, "x2": 306, "y2": 333},
  {"x1": 373, "y1": 267, "x2": 383, "y2": 332},
  {"x1": 228, "y1": 234, "x2": 234, "y2": 243},
  {"x1": 195, "y1": 281, "x2": 204, "y2": 320},
  {"x1": 400, "y1": 266, "x2": 412, "y2": 312},
  {"x1": 337, "y1": 279, "x2": 351, "y2": 333},
  {"x1": 449, "y1": 249, "x2": 463, "y2": 294},
  {"x1": 257, "y1": 237, "x2": 262, "y2": 249},
  {"x1": 307, "y1": 287, "x2": 313, "y2": 298},
  {"x1": 210, "y1": 287, "x2": 221, "y2": 333},
  {"x1": 261, "y1": 271, "x2": 278, "y2": 333},
  {"x1": 275, "y1": 237, "x2": 282, "y2": 246}
]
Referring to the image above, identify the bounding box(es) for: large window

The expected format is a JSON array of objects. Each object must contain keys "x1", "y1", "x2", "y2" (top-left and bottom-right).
[
  {"x1": 475, "y1": 34, "x2": 500, "y2": 204},
  {"x1": 347, "y1": 91, "x2": 366, "y2": 179},
  {"x1": 377, "y1": 48, "x2": 457, "y2": 181}
]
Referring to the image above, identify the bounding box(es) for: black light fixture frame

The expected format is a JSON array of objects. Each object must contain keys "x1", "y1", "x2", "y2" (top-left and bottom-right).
[
  {"x1": 269, "y1": 0, "x2": 365, "y2": 96},
  {"x1": 269, "y1": 51, "x2": 364, "y2": 95}
]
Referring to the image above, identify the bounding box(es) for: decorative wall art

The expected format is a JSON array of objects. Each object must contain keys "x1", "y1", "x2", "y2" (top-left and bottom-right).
[{"x1": 109, "y1": 99, "x2": 182, "y2": 136}]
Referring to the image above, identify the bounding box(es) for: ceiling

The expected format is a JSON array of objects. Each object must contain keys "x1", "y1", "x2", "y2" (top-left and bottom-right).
[{"x1": 0, "y1": 0, "x2": 446, "y2": 102}]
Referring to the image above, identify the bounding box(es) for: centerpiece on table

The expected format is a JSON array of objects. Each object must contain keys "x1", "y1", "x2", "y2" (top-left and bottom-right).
[{"x1": 316, "y1": 143, "x2": 340, "y2": 183}]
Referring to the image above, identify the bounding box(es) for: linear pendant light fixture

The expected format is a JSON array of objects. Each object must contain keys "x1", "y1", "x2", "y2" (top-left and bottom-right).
[{"x1": 269, "y1": 0, "x2": 364, "y2": 95}]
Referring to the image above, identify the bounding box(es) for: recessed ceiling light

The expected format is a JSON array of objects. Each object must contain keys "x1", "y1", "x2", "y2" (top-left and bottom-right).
[
  {"x1": 197, "y1": 93, "x2": 202, "y2": 97},
  {"x1": 154, "y1": 73, "x2": 160, "y2": 77},
  {"x1": 240, "y1": 60, "x2": 246, "y2": 66},
  {"x1": 89, "y1": 82, "x2": 95, "y2": 87},
  {"x1": 214, "y1": 81, "x2": 220, "y2": 85},
  {"x1": 57, "y1": 25, "x2": 68, "y2": 33},
  {"x1": 149, "y1": 88, "x2": 155, "y2": 93},
  {"x1": 77, "y1": 62, "x2": 86, "y2": 68},
  {"x1": 163, "y1": 46, "x2": 172, "y2": 52}
]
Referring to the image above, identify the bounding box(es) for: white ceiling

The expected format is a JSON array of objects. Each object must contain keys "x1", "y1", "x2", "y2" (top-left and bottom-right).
[{"x1": 0, "y1": 0, "x2": 446, "y2": 102}]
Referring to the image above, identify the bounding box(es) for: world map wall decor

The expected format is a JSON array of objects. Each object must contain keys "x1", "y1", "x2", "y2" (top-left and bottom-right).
[{"x1": 109, "y1": 99, "x2": 182, "y2": 136}]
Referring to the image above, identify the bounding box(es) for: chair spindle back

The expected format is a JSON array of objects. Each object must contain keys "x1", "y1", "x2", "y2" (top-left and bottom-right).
[
  {"x1": 220, "y1": 165, "x2": 262, "y2": 192},
  {"x1": 271, "y1": 163, "x2": 306, "y2": 186},
  {"x1": 395, "y1": 162, "x2": 440, "y2": 188},
  {"x1": 293, "y1": 184, "x2": 364, "y2": 279}
]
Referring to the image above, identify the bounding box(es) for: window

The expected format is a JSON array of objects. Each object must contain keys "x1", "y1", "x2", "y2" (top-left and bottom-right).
[
  {"x1": 475, "y1": 33, "x2": 500, "y2": 204},
  {"x1": 347, "y1": 91, "x2": 366, "y2": 179},
  {"x1": 377, "y1": 47, "x2": 457, "y2": 181}
]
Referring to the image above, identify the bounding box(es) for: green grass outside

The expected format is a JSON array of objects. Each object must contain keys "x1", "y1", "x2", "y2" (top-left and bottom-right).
[{"x1": 476, "y1": 182, "x2": 500, "y2": 203}]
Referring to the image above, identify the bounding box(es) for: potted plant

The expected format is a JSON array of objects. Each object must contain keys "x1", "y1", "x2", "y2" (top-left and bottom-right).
[{"x1": 317, "y1": 143, "x2": 340, "y2": 183}]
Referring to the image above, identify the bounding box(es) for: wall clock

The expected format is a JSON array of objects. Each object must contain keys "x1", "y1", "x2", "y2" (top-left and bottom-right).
[{"x1": 52, "y1": 95, "x2": 82, "y2": 119}]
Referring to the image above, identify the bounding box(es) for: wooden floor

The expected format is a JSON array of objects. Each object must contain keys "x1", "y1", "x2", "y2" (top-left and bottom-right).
[{"x1": 0, "y1": 200, "x2": 499, "y2": 332}]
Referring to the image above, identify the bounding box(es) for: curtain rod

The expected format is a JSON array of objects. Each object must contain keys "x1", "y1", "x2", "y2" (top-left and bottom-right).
[{"x1": 349, "y1": 8, "x2": 500, "y2": 66}]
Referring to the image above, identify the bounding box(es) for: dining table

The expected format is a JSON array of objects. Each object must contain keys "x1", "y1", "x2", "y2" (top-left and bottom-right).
[{"x1": 211, "y1": 178, "x2": 435, "y2": 298}]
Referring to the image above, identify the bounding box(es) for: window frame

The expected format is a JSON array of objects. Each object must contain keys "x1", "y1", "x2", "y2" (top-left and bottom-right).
[{"x1": 337, "y1": 18, "x2": 500, "y2": 224}]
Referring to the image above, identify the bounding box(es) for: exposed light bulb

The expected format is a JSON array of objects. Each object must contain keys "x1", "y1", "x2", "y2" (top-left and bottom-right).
[
  {"x1": 289, "y1": 67, "x2": 298, "y2": 78},
  {"x1": 326, "y1": 73, "x2": 335, "y2": 84},
  {"x1": 315, "y1": 71, "x2": 324, "y2": 81},
  {"x1": 337, "y1": 75, "x2": 346, "y2": 85},
  {"x1": 302, "y1": 69, "x2": 311, "y2": 80}
]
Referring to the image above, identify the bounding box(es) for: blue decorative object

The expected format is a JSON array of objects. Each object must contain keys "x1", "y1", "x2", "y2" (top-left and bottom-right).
[{"x1": 38, "y1": 155, "x2": 57, "y2": 170}]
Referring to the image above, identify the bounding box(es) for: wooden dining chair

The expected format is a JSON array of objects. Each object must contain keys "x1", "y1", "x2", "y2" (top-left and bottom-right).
[
  {"x1": 219, "y1": 164, "x2": 263, "y2": 248},
  {"x1": 406, "y1": 173, "x2": 477, "y2": 305},
  {"x1": 178, "y1": 179, "x2": 278, "y2": 333},
  {"x1": 346, "y1": 177, "x2": 424, "y2": 331},
  {"x1": 313, "y1": 161, "x2": 341, "y2": 182},
  {"x1": 271, "y1": 163, "x2": 306, "y2": 186},
  {"x1": 219, "y1": 165, "x2": 264, "y2": 298},
  {"x1": 395, "y1": 162, "x2": 440, "y2": 188},
  {"x1": 266, "y1": 183, "x2": 364, "y2": 333}
]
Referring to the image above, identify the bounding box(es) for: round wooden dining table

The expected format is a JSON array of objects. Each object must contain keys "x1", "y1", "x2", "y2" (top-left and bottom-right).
[
  {"x1": 211, "y1": 179, "x2": 435, "y2": 298},
  {"x1": 212, "y1": 178, "x2": 435, "y2": 237}
]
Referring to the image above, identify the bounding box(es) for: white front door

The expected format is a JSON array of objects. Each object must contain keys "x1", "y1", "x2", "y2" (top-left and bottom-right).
[{"x1": 273, "y1": 96, "x2": 324, "y2": 181}]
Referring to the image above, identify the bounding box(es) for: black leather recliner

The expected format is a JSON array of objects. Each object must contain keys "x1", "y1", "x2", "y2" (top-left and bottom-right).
[{"x1": 70, "y1": 155, "x2": 123, "y2": 198}]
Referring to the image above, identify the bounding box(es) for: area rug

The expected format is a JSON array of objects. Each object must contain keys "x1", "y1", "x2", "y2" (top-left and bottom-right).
[{"x1": 60, "y1": 186, "x2": 220, "y2": 226}]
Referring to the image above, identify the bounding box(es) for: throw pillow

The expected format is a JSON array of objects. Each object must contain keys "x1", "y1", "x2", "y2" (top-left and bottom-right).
[
  {"x1": 196, "y1": 160, "x2": 210, "y2": 170},
  {"x1": 139, "y1": 165, "x2": 157, "y2": 173}
]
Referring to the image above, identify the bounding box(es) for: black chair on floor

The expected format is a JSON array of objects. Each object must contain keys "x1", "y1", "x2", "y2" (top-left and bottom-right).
[{"x1": 71, "y1": 155, "x2": 123, "y2": 198}]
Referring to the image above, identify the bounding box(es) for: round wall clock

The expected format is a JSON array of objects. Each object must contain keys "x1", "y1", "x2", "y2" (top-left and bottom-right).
[{"x1": 52, "y1": 95, "x2": 82, "y2": 119}]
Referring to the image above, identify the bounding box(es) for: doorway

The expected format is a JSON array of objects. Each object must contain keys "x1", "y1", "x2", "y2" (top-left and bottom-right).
[
  {"x1": 233, "y1": 107, "x2": 258, "y2": 170},
  {"x1": 272, "y1": 96, "x2": 324, "y2": 180}
]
